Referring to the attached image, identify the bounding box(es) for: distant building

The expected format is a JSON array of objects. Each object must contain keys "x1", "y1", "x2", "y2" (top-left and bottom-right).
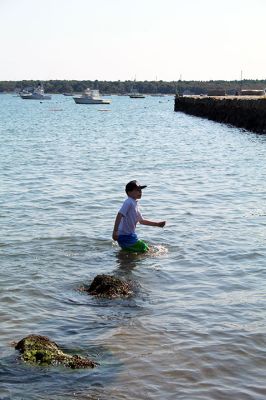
[
  {"x1": 240, "y1": 89, "x2": 265, "y2": 96},
  {"x1": 207, "y1": 89, "x2": 226, "y2": 96}
]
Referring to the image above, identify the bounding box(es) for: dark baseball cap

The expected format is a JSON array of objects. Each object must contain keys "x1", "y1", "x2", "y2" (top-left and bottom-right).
[{"x1": 125, "y1": 180, "x2": 147, "y2": 193}]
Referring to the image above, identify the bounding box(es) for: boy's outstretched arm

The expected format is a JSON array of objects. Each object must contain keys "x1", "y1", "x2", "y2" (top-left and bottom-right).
[
  {"x1": 112, "y1": 212, "x2": 123, "y2": 240},
  {"x1": 139, "y1": 219, "x2": 166, "y2": 228}
]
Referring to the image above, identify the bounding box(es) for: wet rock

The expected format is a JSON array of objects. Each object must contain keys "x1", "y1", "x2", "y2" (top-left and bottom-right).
[
  {"x1": 15, "y1": 335, "x2": 96, "y2": 369},
  {"x1": 85, "y1": 274, "x2": 133, "y2": 298}
]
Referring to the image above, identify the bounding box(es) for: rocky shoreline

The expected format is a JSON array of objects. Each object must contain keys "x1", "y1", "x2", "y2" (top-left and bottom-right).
[{"x1": 174, "y1": 95, "x2": 266, "y2": 134}]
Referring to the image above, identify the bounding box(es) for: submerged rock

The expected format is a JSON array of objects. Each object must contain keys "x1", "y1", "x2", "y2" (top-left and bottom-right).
[
  {"x1": 85, "y1": 274, "x2": 133, "y2": 298},
  {"x1": 15, "y1": 335, "x2": 96, "y2": 369}
]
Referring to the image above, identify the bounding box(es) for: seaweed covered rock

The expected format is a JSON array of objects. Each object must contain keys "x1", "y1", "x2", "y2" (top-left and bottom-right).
[
  {"x1": 15, "y1": 335, "x2": 96, "y2": 369},
  {"x1": 86, "y1": 274, "x2": 133, "y2": 298}
]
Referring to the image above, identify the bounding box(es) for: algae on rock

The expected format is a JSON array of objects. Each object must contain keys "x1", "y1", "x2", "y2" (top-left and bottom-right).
[
  {"x1": 15, "y1": 335, "x2": 97, "y2": 369},
  {"x1": 84, "y1": 274, "x2": 134, "y2": 298}
]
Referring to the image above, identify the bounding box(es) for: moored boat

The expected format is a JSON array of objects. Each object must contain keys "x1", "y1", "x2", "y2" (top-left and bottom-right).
[
  {"x1": 128, "y1": 78, "x2": 145, "y2": 98},
  {"x1": 73, "y1": 88, "x2": 111, "y2": 104},
  {"x1": 129, "y1": 93, "x2": 145, "y2": 98},
  {"x1": 20, "y1": 84, "x2": 51, "y2": 100}
]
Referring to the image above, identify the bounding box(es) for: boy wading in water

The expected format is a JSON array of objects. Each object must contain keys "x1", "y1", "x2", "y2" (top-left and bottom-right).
[{"x1": 112, "y1": 180, "x2": 166, "y2": 252}]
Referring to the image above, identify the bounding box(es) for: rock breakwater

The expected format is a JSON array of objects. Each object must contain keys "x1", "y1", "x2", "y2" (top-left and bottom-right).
[{"x1": 174, "y1": 95, "x2": 266, "y2": 134}]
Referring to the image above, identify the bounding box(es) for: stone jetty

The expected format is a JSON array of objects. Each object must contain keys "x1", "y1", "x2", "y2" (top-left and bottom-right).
[{"x1": 174, "y1": 95, "x2": 266, "y2": 134}]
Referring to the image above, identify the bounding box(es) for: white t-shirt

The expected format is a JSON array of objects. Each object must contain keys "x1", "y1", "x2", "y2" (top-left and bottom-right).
[{"x1": 118, "y1": 197, "x2": 143, "y2": 235}]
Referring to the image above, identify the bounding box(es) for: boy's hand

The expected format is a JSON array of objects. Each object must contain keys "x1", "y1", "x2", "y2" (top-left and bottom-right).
[
  {"x1": 157, "y1": 221, "x2": 166, "y2": 228},
  {"x1": 112, "y1": 231, "x2": 119, "y2": 241}
]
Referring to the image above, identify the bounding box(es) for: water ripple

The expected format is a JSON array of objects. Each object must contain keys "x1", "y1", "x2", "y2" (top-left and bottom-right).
[{"x1": 0, "y1": 94, "x2": 266, "y2": 399}]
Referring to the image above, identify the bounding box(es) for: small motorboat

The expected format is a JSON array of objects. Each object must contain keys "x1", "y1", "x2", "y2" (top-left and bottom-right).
[
  {"x1": 20, "y1": 84, "x2": 51, "y2": 100},
  {"x1": 73, "y1": 88, "x2": 111, "y2": 104},
  {"x1": 129, "y1": 93, "x2": 145, "y2": 98}
]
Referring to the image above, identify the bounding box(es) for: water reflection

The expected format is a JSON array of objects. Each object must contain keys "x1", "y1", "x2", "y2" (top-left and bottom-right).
[
  {"x1": 114, "y1": 245, "x2": 168, "y2": 278},
  {"x1": 115, "y1": 250, "x2": 143, "y2": 273}
]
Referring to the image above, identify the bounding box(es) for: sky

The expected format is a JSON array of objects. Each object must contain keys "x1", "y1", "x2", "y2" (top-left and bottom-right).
[{"x1": 1, "y1": 0, "x2": 266, "y2": 82}]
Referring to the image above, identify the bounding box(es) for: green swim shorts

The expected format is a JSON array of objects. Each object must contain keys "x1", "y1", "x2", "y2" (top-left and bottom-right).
[{"x1": 123, "y1": 239, "x2": 149, "y2": 253}]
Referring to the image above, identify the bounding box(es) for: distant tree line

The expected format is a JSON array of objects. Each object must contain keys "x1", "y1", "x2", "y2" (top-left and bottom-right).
[{"x1": 0, "y1": 79, "x2": 266, "y2": 95}]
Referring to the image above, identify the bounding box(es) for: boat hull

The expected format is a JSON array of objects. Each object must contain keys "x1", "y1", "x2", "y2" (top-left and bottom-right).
[
  {"x1": 129, "y1": 94, "x2": 145, "y2": 98},
  {"x1": 73, "y1": 97, "x2": 111, "y2": 104},
  {"x1": 20, "y1": 94, "x2": 51, "y2": 100}
]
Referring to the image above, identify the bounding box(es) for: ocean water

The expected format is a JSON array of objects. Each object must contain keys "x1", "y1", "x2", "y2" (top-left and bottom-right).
[{"x1": 0, "y1": 93, "x2": 265, "y2": 400}]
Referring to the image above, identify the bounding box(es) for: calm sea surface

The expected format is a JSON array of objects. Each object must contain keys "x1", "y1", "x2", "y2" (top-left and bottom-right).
[{"x1": 0, "y1": 93, "x2": 266, "y2": 400}]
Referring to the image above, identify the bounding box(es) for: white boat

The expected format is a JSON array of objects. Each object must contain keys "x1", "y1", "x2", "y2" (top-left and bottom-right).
[
  {"x1": 73, "y1": 88, "x2": 111, "y2": 104},
  {"x1": 20, "y1": 84, "x2": 51, "y2": 100}
]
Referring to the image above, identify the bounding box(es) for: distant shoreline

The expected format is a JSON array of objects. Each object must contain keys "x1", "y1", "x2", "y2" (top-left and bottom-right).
[{"x1": 1, "y1": 79, "x2": 266, "y2": 96}]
